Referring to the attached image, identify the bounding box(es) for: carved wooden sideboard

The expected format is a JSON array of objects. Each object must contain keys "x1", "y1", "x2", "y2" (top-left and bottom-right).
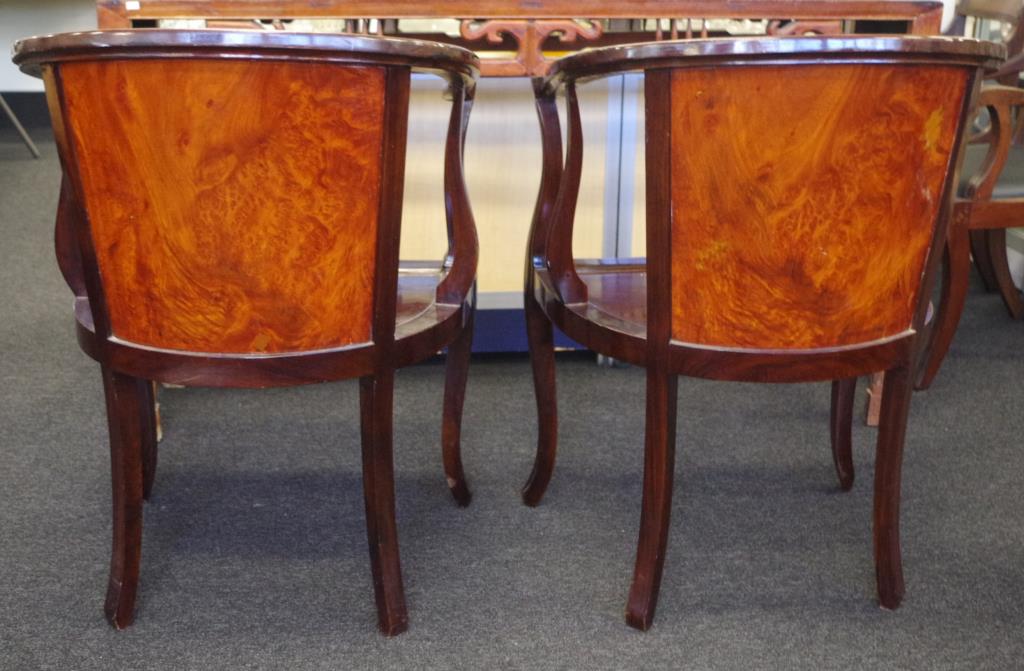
[{"x1": 96, "y1": 1, "x2": 945, "y2": 78}]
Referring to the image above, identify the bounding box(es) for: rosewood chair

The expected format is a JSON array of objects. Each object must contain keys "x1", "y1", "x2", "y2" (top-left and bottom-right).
[
  {"x1": 523, "y1": 36, "x2": 1000, "y2": 630},
  {"x1": 12, "y1": 30, "x2": 479, "y2": 635},
  {"x1": 917, "y1": 0, "x2": 1024, "y2": 389}
]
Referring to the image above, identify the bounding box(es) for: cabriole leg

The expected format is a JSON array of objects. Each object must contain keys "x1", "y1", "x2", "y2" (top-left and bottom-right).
[
  {"x1": 100, "y1": 366, "x2": 146, "y2": 629},
  {"x1": 873, "y1": 365, "x2": 913, "y2": 610},
  {"x1": 522, "y1": 292, "x2": 558, "y2": 507},
  {"x1": 359, "y1": 372, "x2": 408, "y2": 635},
  {"x1": 441, "y1": 307, "x2": 474, "y2": 506},
  {"x1": 625, "y1": 369, "x2": 678, "y2": 631}
]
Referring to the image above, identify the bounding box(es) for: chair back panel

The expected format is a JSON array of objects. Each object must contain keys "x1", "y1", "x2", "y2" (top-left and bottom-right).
[
  {"x1": 668, "y1": 63, "x2": 967, "y2": 349},
  {"x1": 60, "y1": 59, "x2": 386, "y2": 354}
]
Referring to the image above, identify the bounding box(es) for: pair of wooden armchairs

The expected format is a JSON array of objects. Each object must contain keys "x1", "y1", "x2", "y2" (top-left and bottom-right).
[{"x1": 14, "y1": 30, "x2": 999, "y2": 634}]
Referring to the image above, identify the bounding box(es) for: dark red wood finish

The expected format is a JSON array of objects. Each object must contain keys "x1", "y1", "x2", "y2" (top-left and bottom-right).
[
  {"x1": 523, "y1": 36, "x2": 999, "y2": 630},
  {"x1": 13, "y1": 30, "x2": 480, "y2": 635}
]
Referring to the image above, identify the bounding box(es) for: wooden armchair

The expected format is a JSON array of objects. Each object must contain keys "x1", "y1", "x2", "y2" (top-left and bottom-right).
[
  {"x1": 917, "y1": 0, "x2": 1024, "y2": 389},
  {"x1": 522, "y1": 36, "x2": 999, "y2": 629},
  {"x1": 12, "y1": 30, "x2": 479, "y2": 635}
]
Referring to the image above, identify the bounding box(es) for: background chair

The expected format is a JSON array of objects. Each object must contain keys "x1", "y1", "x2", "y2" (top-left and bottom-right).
[
  {"x1": 523, "y1": 36, "x2": 999, "y2": 630},
  {"x1": 917, "y1": 0, "x2": 1024, "y2": 388},
  {"x1": 12, "y1": 30, "x2": 479, "y2": 636}
]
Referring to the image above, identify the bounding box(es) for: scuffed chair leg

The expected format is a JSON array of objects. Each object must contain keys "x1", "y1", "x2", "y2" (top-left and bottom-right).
[
  {"x1": 441, "y1": 306, "x2": 474, "y2": 506},
  {"x1": 359, "y1": 372, "x2": 408, "y2": 636},
  {"x1": 625, "y1": 370, "x2": 678, "y2": 631},
  {"x1": 873, "y1": 365, "x2": 913, "y2": 610},
  {"x1": 522, "y1": 292, "x2": 558, "y2": 507},
  {"x1": 830, "y1": 378, "x2": 857, "y2": 491},
  {"x1": 139, "y1": 380, "x2": 158, "y2": 501},
  {"x1": 100, "y1": 366, "x2": 146, "y2": 629},
  {"x1": 985, "y1": 229, "x2": 1024, "y2": 319},
  {"x1": 917, "y1": 231, "x2": 971, "y2": 390}
]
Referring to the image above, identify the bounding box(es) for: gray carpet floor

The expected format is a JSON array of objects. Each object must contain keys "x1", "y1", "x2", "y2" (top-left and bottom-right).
[{"x1": 2, "y1": 131, "x2": 1023, "y2": 670}]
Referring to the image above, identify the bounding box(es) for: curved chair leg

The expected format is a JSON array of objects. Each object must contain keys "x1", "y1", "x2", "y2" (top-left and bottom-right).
[
  {"x1": 139, "y1": 381, "x2": 159, "y2": 501},
  {"x1": 522, "y1": 292, "x2": 558, "y2": 507},
  {"x1": 625, "y1": 370, "x2": 678, "y2": 631},
  {"x1": 829, "y1": 378, "x2": 856, "y2": 491},
  {"x1": 441, "y1": 307, "x2": 474, "y2": 507},
  {"x1": 969, "y1": 229, "x2": 998, "y2": 292},
  {"x1": 985, "y1": 229, "x2": 1024, "y2": 319},
  {"x1": 873, "y1": 365, "x2": 913, "y2": 610},
  {"x1": 916, "y1": 231, "x2": 971, "y2": 390},
  {"x1": 100, "y1": 366, "x2": 146, "y2": 629},
  {"x1": 359, "y1": 372, "x2": 408, "y2": 636}
]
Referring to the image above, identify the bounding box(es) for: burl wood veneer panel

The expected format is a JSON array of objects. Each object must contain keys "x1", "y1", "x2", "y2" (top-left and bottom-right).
[
  {"x1": 668, "y1": 64, "x2": 965, "y2": 349},
  {"x1": 62, "y1": 59, "x2": 385, "y2": 353}
]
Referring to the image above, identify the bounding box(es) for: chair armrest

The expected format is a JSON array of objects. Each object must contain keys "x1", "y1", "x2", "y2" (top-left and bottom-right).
[
  {"x1": 435, "y1": 78, "x2": 478, "y2": 306},
  {"x1": 964, "y1": 83, "x2": 1024, "y2": 201},
  {"x1": 989, "y1": 51, "x2": 1024, "y2": 83}
]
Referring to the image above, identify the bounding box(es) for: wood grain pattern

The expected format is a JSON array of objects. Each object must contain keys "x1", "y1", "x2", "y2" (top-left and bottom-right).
[
  {"x1": 61, "y1": 59, "x2": 386, "y2": 353},
  {"x1": 668, "y1": 64, "x2": 966, "y2": 349}
]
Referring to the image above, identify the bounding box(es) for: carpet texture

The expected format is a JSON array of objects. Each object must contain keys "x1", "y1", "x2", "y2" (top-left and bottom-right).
[{"x1": 1, "y1": 132, "x2": 1023, "y2": 670}]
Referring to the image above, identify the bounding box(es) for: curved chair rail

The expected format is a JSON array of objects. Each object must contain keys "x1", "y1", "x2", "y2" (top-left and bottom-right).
[
  {"x1": 13, "y1": 29, "x2": 479, "y2": 85},
  {"x1": 539, "y1": 36, "x2": 1004, "y2": 92}
]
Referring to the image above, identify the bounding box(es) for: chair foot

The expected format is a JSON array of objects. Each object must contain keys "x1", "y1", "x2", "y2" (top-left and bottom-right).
[
  {"x1": 522, "y1": 293, "x2": 558, "y2": 507},
  {"x1": 100, "y1": 367, "x2": 146, "y2": 630},
  {"x1": 873, "y1": 366, "x2": 911, "y2": 611},
  {"x1": 442, "y1": 306, "x2": 474, "y2": 507},
  {"x1": 359, "y1": 373, "x2": 409, "y2": 636},
  {"x1": 625, "y1": 370, "x2": 678, "y2": 631},
  {"x1": 830, "y1": 378, "x2": 856, "y2": 491},
  {"x1": 625, "y1": 605, "x2": 656, "y2": 632},
  {"x1": 104, "y1": 575, "x2": 138, "y2": 630}
]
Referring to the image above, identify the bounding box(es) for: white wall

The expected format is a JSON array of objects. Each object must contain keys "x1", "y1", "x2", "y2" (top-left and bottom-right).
[{"x1": 1, "y1": 0, "x2": 97, "y2": 91}]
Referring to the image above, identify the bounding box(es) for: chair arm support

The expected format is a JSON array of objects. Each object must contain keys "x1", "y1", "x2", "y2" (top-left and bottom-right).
[
  {"x1": 542, "y1": 81, "x2": 588, "y2": 305},
  {"x1": 964, "y1": 83, "x2": 1024, "y2": 201},
  {"x1": 436, "y1": 78, "x2": 478, "y2": 306},
  {"x1": 526, "y1": 78, "x2": 563, "y2": 267}
]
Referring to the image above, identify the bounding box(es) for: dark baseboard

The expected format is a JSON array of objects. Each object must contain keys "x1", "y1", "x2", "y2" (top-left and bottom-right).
[
  {"x1": 473, "y1": 308, "x2": 580, "y2": 353},
  {"x1": 0, "y1": 91, "x2": 51, "y2": 130}
]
